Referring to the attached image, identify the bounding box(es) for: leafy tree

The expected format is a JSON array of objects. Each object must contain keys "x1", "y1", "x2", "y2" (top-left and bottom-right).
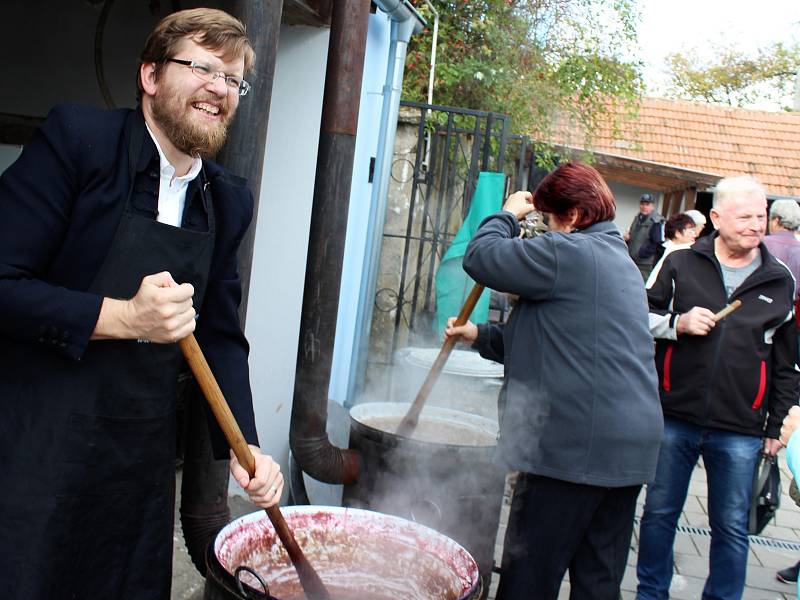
[
  {"x1": 663, "y1": 42, "x2": 800, "y2": 108},
  {"x1": 403, "y1": 0, "x2": 645, "y2": 162}
]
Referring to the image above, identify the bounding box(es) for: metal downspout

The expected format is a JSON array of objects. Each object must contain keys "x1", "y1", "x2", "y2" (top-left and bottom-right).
[
  {"x1": 421, "y1": 0, "x2": 438, "y2": 172},
  {"x1": 289, "y1": 0, "x2": 371, "y2": 485},
  {"x1": 346, "y1": 1, "x2": 425, "y2": 405},
  {"x1": 422, "y1": 0, "x2": 438, "y2": 107}
]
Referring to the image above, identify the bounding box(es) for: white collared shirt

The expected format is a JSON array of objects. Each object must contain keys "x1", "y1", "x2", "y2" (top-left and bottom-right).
[{"x1": 144, "y1": 124, "x2": 202, "y2": 227}]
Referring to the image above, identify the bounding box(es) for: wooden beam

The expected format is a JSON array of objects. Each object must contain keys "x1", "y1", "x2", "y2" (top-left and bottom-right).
[
  {"x1": 684, "y1": 187, "x2": 697, "y2": 210},
  {"x1": 282, "y1": 0, "x2": 333, "y2": 25},
  {"x1": 307, "y1": 0, "x2": 334, "y2": 20},
  {"x1": 660, "y1": 191, "x2": 674, "y2": 217},
  {"x1": 662, "y1": 191, "x2": 684, "y2": 217},
  {"x1": 670, "y1": 190, "x2": 684, "y2": 216},
  {"x1": 596, "y1": 166, "x2": 685, "y2": 192},
  {"x1": 572, "y1": 148, "x2": 723, "y2": 192},
  {"x1": 592, "y1": 153, "x2": 722, "y2": 189}
]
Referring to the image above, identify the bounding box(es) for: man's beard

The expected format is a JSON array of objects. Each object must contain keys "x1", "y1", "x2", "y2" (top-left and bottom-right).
[{"x1": 151, "y1": 84, "x2": 234, "y2": 158}]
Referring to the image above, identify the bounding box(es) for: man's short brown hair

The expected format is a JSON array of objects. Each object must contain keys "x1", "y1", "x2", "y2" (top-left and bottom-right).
[{"x1": 137, "y1": 8, "x2": 255, "y2": 99}]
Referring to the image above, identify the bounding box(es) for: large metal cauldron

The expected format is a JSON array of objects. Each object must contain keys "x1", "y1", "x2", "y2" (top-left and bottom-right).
[
  {"x1": 342, "y1": 403, "x2": 505, "y2": 599},
  {"x1": 204, "y1": 506, "x2": 481, "y2": 600}
]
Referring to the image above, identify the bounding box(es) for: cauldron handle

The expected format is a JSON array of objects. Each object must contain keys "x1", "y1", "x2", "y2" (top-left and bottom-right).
[
  {"x1": 179, "y1": 334, "x2": 331, "y2": 600},
  {"x1": 397, "y1": 283, "x2": 485, "y2": 437},
  {"x1": 234, "y1": 565, "x2": 270, "y2": 599}
]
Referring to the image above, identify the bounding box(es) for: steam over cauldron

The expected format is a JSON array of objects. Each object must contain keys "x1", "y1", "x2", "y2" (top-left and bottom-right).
[
  {"x1": 342, "y1": 403, "x2": 506, "y2": 598},
  {"x1": 204, "y1": 506, "x2": 480, "y2": 599}
]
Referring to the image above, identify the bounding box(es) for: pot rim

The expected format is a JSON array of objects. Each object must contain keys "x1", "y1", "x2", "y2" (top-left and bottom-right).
[
  {"x1": 349, "y1": 402, "x2": 499, "y2": 448},
  {"x1": 213, "y1": 505, "x2": 480, "y2": 600},
  {"x1": 397, "y1": 347, "x2": 504, "y2": 378}
]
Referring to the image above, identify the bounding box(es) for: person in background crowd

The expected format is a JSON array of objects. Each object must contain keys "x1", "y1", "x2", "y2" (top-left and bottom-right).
[
  {"x1": 685, "y1": 209, "x2": 708, "y2": 236},
  {"x1": 446, "y1": 162, "x2": 663, "y2": 600},
  {"x1": 764, "y1": 199, "x2": 800, "y2": 359},
  {"x1": 763, "y1": 199, "x2": 800, "y2": 586},
  {"x1": 638, "y1": 175, "x2": 798, "y2": 600},
  {"x1": 624, "y1": 193, "x2": 665, "y2": 280},
  {"x1": 646, "y1": 213, "x2": 698, "y2": 288},
  {"x1": 764, "y1": 200, "x2": 800, "y2": 286},
  {"x1": 0, "y1": 9, "x2": 283, "y2": 599}
]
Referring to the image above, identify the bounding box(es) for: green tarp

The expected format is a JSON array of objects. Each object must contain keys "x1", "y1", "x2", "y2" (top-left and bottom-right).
[{"x1": 434, "y1": 171, "x2": 505, "y2": 338}]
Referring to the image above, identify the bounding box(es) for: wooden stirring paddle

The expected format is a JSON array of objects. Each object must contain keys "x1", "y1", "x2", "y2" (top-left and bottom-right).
[
  {"x1": 396, "y1": 283, "x2": 485, "y2": 438},
  {"x1": 179, "y1": 334, "x2": 331, "y2": 600}
]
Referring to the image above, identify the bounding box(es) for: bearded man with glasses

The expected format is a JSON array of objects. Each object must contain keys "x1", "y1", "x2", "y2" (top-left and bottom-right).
[{"x1": 0, "y1": 9, "x2": 283, "y2": 599}]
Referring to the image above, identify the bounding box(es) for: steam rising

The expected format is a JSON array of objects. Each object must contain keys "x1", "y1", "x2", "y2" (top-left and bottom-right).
[{"x1": 344, "y1": 348, "x2": 508, "y2": 586}]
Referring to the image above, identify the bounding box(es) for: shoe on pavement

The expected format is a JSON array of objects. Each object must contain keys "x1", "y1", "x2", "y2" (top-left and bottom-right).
[{"x1": 776, "y1": 562, "x2": 800, "y2": 584}]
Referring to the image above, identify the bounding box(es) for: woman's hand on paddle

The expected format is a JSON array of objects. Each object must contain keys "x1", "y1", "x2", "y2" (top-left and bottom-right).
[
  {"x1": 444, "y1": 317, "x2": 478, "y2": 344},
  {"x1": 230, "y1": 445, "x2": 284, "y2": 508}
]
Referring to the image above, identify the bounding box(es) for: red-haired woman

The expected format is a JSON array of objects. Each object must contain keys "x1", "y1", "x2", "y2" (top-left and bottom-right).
[{"x1": 445, "y1": 162, "x2": 663, "y2": 600}]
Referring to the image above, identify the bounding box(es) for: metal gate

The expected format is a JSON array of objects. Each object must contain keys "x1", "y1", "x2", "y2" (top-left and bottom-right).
[{"x1": 368, "y1": 101, "x2": 537, "y2": 365}]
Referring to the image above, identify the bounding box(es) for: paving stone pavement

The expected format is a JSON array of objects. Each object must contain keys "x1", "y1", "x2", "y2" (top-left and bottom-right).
[
  {"x1": 545, "y1": 459, "x2": 800, "y2": 600},
  {"x1": 171, "y1": 459, "x2": 800, "y2": 600}
]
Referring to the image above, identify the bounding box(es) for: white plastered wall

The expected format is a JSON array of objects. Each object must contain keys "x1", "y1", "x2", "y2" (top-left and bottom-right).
[
  {"x1": 609, "y1": 180, "x2": 662, "y2": 234},
  {"x1": 241, "y1": 25, "x2": 331, "y2": 499}
]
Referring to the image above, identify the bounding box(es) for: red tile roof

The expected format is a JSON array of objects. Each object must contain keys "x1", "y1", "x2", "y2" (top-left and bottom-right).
[{"x1": 567, "y1": 97, "x2": 800, "y2": 198}]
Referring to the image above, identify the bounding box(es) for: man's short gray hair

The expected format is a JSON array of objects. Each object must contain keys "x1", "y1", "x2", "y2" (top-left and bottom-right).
[
  {"x1": 713, "y1": 175, "x2": 766, "y2": 208},
  {"x1": 769, "y1": 199, "x2": 800, "y2": 231}
]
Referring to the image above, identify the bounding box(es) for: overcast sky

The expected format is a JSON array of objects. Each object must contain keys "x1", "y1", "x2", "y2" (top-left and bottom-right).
[{"x1": 635, "y1": 0, "x2": 800, "y2": 108}]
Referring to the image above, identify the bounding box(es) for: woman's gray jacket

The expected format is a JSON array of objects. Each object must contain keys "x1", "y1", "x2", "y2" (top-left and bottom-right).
[{"x1": 465, "y1": 212, "x2": 663, "y2": 487}]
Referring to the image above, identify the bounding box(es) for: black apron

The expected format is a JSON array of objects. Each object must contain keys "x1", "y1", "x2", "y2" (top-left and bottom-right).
[{"x1": 0, "y1": 112, "x2": 215, "y2": 599}]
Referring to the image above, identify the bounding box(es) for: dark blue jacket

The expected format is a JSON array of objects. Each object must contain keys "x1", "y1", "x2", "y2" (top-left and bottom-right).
[
  {"x1": 465, "y1": 212, "x2": 663, "y2": 486},
  {"x1": 0, "y1": 103, "x2": 258, "y2": 452}
]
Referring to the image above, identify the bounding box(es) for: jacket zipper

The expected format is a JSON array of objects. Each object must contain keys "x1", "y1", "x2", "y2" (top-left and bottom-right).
[
  {"x1": 707, "y1": 250, "x2": 782, "y2": 416},
  {"x1": 698, "y1": 252, "x2": 729, "y2": 425}
]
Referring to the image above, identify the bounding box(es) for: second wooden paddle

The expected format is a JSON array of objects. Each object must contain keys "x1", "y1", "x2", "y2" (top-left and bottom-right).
[
  {"x1": 396, "y1": 283, "x2": 485, "y2": 438},
  {"x1": 713, "y1": 299, "x2": 742, "y2": 322},
  {"x1": 179, "y1": 334, "x2": 331, "y2": 600}
]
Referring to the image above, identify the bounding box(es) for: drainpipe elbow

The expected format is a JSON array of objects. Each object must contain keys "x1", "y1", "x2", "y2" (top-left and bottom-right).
[{"x1": 290, "y1": 429, "x2": 361, "y2": 485}]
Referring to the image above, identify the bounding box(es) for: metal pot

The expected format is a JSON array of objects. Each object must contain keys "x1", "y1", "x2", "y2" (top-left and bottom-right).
[
  {"x1": 204, "y1": 505, "x2": 481, "y2": 600},
  {"x1": 342, "y1": 403, "x2": 505, "y2": 599},
  {"x1": 392, "y1": 348, "x2": 503, "y2": 422}
]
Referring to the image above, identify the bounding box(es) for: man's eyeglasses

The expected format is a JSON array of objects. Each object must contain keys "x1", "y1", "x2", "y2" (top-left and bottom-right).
[{"x1": 166, "y1": 58, "x2": 251, "y2": 97}]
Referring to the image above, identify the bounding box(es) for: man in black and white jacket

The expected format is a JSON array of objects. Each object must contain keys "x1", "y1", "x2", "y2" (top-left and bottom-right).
[{"x1": 636, "y1": 175, "x2": 799, "y2": 600}]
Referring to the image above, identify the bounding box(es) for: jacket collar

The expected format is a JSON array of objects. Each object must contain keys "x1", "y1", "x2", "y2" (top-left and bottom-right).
[
  {"x1": 202, "y1": 156, "x2": 248, "y2": 189},
  {"x1": 579, "y1": 220, "x2": 622, "y2": 236},
  {"x1": 692, "y1": 231, "x2": 785, "y2": 277}
]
